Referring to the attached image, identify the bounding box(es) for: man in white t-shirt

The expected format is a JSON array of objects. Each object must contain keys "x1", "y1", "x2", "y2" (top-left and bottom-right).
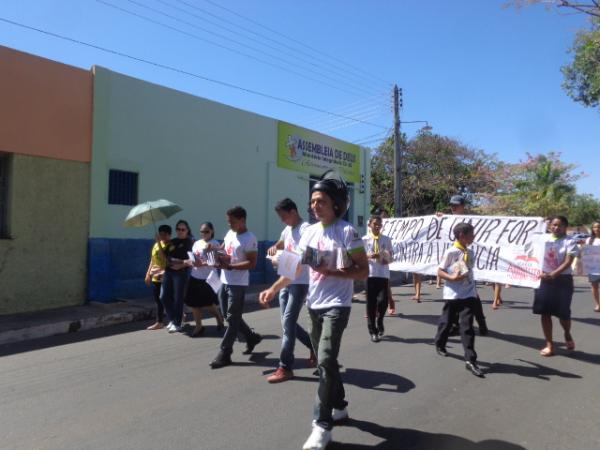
[
  {"x1": 260, "y1": 172, "x2": 368, "y2": 450},
  {"x1": 209, "y1": 206, "x2": 262, "y2": 369},
  {"x1": 262, "y1": 198, "x2": 316, "y2": 383}
]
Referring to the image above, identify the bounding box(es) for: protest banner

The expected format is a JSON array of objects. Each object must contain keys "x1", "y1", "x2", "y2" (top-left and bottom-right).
[
  {"x1": 381, "y1": 215, "x2": 546, "y2": 288},
  {"x1": 580, "y1": 245, "x2": 600, "y2": 276}
]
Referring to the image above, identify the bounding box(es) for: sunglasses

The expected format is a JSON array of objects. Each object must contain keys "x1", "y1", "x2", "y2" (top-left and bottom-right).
[{"x1": 200, "y1": 230, "x2": 211, "y2": 234}]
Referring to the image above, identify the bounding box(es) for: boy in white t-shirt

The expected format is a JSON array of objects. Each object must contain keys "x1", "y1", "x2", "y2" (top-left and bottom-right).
[
  {"x1": 434, "y1": 222, "x2": 484, "y2": 378},
  {"x1": 362, "y1": 215, "x2": 393, "y2": 342},
  {"x1": 262, "y1": 198, "x2": 316, "y2": 383},
  {"x1": 209, "y1": 206, "x2": 262, "y2": 369},
  {"x1": 260, "y1": 172, "x2": 368, "y2": 450}
]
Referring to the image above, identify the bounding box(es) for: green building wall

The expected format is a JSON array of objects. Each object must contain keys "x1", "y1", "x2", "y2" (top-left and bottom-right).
[{"x1": 0, "y1": 154, "x2": 90, "y2": 314}]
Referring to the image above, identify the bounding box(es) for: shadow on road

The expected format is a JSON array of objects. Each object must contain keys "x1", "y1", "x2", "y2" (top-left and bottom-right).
[
  {"x1": 329, "y1": 418, "x2": 527, "y2": 449},
  {"x1": 481, "y1": 358, "x2": 582, "y2": 380}
]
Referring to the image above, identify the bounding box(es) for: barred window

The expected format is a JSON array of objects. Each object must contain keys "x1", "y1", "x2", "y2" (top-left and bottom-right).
[
  {"x1": 108, "y1": 169, "x2": 138, "y2": 206},
  {"x1": 0, "y1": 153, "x2": 10, "y2": 238}
]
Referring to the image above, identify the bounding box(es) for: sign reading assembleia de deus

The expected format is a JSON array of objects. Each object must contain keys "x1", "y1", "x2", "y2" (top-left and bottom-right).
[
  {"x1": 277, "y1": 121, "x2": 361, "y2": 183},
  {"x1": 382, "y1": 214, "x2": 547, "y2": 288}
]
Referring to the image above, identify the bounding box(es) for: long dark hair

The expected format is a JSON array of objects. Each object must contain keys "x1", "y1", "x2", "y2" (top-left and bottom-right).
[
  {"x1": 590, "y1": 221, "x2": 600, "y2": 244},
  {"x1": 175, "y1": 219, "x2": 193, "y2": 240},
  {"x1": 200, "y1": 221, "x2": 215, "y2": 240}
]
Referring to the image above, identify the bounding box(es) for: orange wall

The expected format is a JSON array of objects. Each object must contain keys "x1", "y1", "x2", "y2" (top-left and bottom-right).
[{"x1": 0, "y1": 46, "x2": 92, "y2": 163}]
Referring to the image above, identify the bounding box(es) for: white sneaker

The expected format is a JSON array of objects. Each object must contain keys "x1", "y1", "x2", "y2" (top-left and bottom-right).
[
  {"x1": 302, "y1": 425, "x2": 331, "y2": 450},
  {"x1": 168, "y1": 323, "x2": 181, "y2": 333}
]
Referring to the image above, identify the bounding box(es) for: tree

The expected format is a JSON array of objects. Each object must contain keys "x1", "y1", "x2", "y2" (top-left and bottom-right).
[
  {"x1": 508, "y1": 1, "x2": 600, "y2": 108},
  {"x1": 562, "y1": 21, "x2": 600, "y2": 107},
  {"x1": 569, "y1": 193, "x2": 600, "y2": 225},
  {"x1": 477, "y1": 152, "x2": 583, "y2": 218},
  {"x1": 369, "y1": 131, "x2": 499, "y2": 216}
]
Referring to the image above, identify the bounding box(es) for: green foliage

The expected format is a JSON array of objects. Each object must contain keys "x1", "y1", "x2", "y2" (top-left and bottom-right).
[
  {"x1": 569, "y1": 193, "x2": 600, "y2": 225},
  {"x1": 369, "y1": 131, "x2": 499, "y2": 216},
  {"x1": 562, "y1": 22, "x2": 600, "y2": 108},
  {"x1": 475, "y1": 152, "x2": 594, "y2": 221}
]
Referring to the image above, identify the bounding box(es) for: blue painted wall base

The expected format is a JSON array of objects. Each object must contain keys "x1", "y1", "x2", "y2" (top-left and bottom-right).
[{"x1": 88, "y1": 238, "x2": 278, "y2": 302}]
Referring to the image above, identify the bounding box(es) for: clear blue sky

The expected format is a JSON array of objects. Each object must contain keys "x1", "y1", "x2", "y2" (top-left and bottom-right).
[{"x1": 1, "y1": 0, "x2": 598, "y2": 197}]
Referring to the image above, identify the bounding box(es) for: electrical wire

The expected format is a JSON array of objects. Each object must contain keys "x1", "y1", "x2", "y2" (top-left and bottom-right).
[
  {"x1": 97, "y1": 0, "x2": 380, "y2": 98},
  {"x1": 198, "y1": 0, "x2": 392, "y2": 88},
  {"x1": 156, "y1": 0, "x2": 390, "y2": 94},
  {"x1": 0, "y1": 16, "x2": 389, "y2": 130}
]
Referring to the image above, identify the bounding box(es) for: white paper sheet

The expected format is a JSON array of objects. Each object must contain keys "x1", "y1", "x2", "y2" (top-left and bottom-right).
[
  {"x1": 277, "y1": 250, "x2": 301, "y2": 280},
  {"x1": 206, "y1": 270, "x2": 222, "y2": 294}
]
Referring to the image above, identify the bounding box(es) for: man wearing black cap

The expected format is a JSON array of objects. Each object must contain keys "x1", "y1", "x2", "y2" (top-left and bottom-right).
[{"x1": 260, "y1": 171, "x2": 368, "y2": 450}]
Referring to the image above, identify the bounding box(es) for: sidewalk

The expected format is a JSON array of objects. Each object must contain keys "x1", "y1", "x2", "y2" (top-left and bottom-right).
[{"x1": 0, "y1": 284, "x2": 269, "y2": 346}]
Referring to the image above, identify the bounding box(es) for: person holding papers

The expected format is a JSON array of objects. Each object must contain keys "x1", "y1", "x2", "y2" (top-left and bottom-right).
[
  {"x1": 260, "y1": 171, "x2": 368, "y2": 450},
  {"x1": 209, "y1": 207, "x2": 262, "y2": 369},
  {"x1": 184, "y1": 222, "x2": 224, "y2": 337},
  {"x1": 434, "y1": 222, "x2": 484, "y2": 378},
  {"x1": 261, "y1": 198, "x2": 316, "y2": 383},
  {"x1": 362, "y1": 215, "x2": 393, "y2": 342},
  {"x1": 534, "y1": 215, "x2": 579, "y2": 356}
]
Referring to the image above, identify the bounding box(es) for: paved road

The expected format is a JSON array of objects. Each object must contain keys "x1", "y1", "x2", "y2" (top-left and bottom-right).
[{"x1": 1, "y1": 280, "x2": 599, "y2": 450}]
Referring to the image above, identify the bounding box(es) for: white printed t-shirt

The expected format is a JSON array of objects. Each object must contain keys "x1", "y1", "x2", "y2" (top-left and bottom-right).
[
  {"x1": 298, "y1": 219, "x2": 365, "y2": 310},
  {"x1": 220, "y1": 230, "x2": 258, "y2": 286},
  {"x1": 439, "y1": 246, "x2": 477, "y2": 300},
  {"x1": 190, "y1": 239, "x2": 219, "y2": 280},
  {"x1": 542, "y1": 234, "x2": 579, "y2": 275},
  {"x1": 362, "y1": 233, "x2": 392, "y2": 279},
  {"x1": 280, "y1": 222, "x2": 310, "y2": 285}
]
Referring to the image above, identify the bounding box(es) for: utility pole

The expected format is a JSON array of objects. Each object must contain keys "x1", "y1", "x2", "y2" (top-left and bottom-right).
[{"x1": 393, "y1": 85, "x2": 402, "y2": 217}]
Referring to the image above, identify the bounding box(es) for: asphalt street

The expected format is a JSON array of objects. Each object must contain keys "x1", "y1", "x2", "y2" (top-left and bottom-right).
[{"x1": 1, "y1": 280, "x2": 599, "y2": 450}]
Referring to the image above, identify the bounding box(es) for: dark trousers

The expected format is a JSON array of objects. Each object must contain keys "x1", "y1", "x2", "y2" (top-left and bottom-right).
[
  {"x1": 451, "y1": 295, "x2": 486, "y2": 329},
  {"x1": 309, "y1": 307, "x2": 351, "y2": 431},
  {"x1": 366, "y1": 277, "x2": 389, "y2": 334},
  {"x1": 435, "y1": 298, "x2": 478, "y2": 362},
  {"x1": 152, "y1": 281, "x2": 165, "y2": 322},
  {"x1": 218, "y1": 284, "x2": 254, "y2": 354}
]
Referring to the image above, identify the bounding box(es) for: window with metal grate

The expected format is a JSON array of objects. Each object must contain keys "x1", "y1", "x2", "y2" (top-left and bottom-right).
[{"x1": 108, "y1": 169, "x2": 138, "y2": 206}]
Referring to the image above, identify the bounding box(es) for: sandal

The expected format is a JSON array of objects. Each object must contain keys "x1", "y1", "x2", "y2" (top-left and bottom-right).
[
  {"x1": 387, "y1": 308, "x2": 396, "y2": 316},
  {"x1": 594, "y1": 305, "x2": 600, "y2": 312},
  {"x1": 540, "y1": 347, "x2": 554, "y2": 357},
  {"x1": 565, "y1": 340, "x2": 575, "y2": 351}
]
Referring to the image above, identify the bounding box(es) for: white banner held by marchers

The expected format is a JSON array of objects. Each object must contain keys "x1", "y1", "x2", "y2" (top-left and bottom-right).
[
  {"x1": 381, "y1": 214, "x2": 546, "y2": 288},
  {"x1": 581, "y1": 245, "x2": 600, "y2": 276}
]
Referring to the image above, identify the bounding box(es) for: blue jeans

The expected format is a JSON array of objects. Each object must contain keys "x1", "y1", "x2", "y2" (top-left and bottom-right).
[
  {"x1": 279, "y1": 285, "x2": 313, "y2": 369},
  {"x1": 308, "y1": 306, "x2": 351, "y2": 430},
  {"x1": 219, "y1": 284, "x2": 253, "y2": 354},
  {"x1": 160, "y1": 269, "x2": 189, "y2": 326}
]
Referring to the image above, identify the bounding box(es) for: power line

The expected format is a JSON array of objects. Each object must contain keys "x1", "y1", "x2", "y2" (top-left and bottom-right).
[
  {"x1": 97, "y1": 0, "x2": 380, "y2": 98},
  {"x1": 302, "y1": 94, "x2": 390, "y2": 126},
  {"x1": 156, "y1": 0, "x2": 389, "y2": 94},
  {"x1": 199, "y1": 0, "x2": 392, "y2": 88},
  {"x1": 0, "y1": 16, "x2": 388, "y2": 130}
]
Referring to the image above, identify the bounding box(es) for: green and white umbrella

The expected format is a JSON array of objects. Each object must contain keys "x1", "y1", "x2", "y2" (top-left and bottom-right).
[{"x1": 123, "y1": 199, "x2": 182, "y2": 228}]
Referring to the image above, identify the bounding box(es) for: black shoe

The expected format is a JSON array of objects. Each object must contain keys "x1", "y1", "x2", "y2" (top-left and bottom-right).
[
  {"x1": 210, "y1": 352, "x2": 232, "y2": 369},
  {"x1": 371, "y1": 334, "x2": 380, "y2": 343},
  {"x1": 465, "y1": 361, "x2": 484, "y2": 377},
  {"x1": 243, "y1": 333, "x2": 263, "y2": 355},
  {"x1": 435, "y1": 347, "x2": 448, "y2": 357},
  {"x1": 479, "y1": 325, "x2": 489, "y2": 336}
]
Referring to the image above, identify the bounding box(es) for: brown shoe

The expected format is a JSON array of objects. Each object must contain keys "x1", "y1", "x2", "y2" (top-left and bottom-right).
[
  {"x1": 146, "y1": 322, "x2": 165, "y2": 330},
  {"x1": 267, "y1": 367, "x2": 293, "y2": 383}
]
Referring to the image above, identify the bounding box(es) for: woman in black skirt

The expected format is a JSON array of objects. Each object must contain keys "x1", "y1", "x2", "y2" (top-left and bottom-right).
[
  {"x1": 534, "y1": 215, "x2": 580, "y2": 356},
  {"x1": 185, "y1": 222, "x2": 224, "y2": 336}
]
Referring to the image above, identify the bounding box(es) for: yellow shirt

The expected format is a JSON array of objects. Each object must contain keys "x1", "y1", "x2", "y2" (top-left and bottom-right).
[{"x1": 150, "y1": 242, "x2": 169, "y2": 282}]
